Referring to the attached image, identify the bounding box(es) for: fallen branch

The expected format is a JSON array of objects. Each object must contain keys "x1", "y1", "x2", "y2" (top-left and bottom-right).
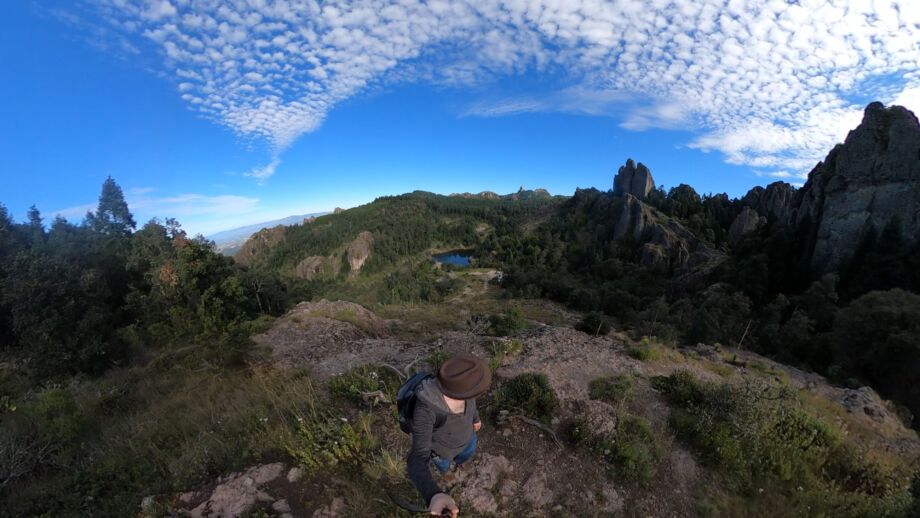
[
  {"x1": 380, "y1": 363, "x2": 408, "y2": 381},
  {"x1": 510, "y1": 415, "x2": 562, "y2": 448},
  {"x1": 402, "y1": 355, "x2": 423, "y2": 376}
]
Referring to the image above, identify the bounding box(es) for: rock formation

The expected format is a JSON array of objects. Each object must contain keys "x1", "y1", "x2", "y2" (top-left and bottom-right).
[
  {"x1": 345, "y1": 231, "x2": 374, "y2": 275},
  {"x1": 728, "y1": 207, "x2": 766, "y2": 245},
  {"x1": 612, "y1": 193, "x2": 723, "y2": 272},
  {"x1": 294, "y1": 255, "x2": 335, "y2": 281},
  {"x1": 233, "y1": 225, "x2": 286, "y2": 267},
  {"x1": 740, "y1": 181, "x2": 796, "y2": 225},
  {"x1": 613, "y1": 159, "x2": 655, "y2": 200},
  {"x1": 795, "y1": 102, "x2": 920, "y2": 273}
]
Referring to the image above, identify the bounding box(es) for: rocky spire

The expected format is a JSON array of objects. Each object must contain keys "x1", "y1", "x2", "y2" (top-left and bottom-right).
[{"x1": 613, "y1": 159, "x2": 655, "y2": 200}]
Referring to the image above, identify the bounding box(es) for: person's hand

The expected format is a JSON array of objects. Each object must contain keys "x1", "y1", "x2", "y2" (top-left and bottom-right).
[
  {"x1": 429, "y1": 492, "x2": 459, "y2": 517},
  {"x1": 473, "y1": 421, "x2": 482, "y2": 432}
]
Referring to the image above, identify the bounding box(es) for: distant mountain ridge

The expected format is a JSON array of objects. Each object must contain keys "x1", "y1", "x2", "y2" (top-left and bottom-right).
[{"x1": 209, "y1": 212, "x2": 329, "y2": 255}]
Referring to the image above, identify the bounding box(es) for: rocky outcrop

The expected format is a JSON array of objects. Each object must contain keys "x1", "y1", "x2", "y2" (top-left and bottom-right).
[
  {"x1": 186, "y1": 463, "x2": 288, "y2": 518},
  {"x1": 345, "y1": 231, "x2": 374, "y2": 275},
  {"x1": 294, "y1": 255, "x2": 337, "y2": 280},
  {"x1": 796, "y1": 102, "x2": 920, "y2": 273},
  {"x1": 613, "y1": 194, "x2": 722, "y2": 271},
  {"x1": 613, "y1": 159, "x2": 655, "y2": 200},
  {"x1": 234, "y1": 225, "x2": 286, "y2": 267},
  {"x1": 728, "y1": 207, "x2": 766, "y2": 245},
  {"x1": 741, "y1": 181, "x2": 797, "y2": 225}
]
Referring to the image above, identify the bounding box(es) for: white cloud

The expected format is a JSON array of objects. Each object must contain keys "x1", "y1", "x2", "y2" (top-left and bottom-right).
[
  {"x1": 87, "y1": 0, "x2": 920, "y2": 180},
  {"x1": 245, "y1": 157, "x2": 281, "y2": 182}
]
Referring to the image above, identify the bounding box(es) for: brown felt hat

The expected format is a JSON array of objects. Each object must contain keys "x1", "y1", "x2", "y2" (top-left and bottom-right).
[{"x1": 437, "y1": 354, "x2": 492, "y2": 400}]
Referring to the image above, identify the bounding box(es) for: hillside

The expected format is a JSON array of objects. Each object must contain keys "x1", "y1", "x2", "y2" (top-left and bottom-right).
[
  {"x1": 142, "y1": 276, "x2": 919, "y2": 517},
  {"x1": 3, "y1": 102, "x2": 920, "y2": 517},
  {"x1": 208, "y1": 212, "x2": 330, "y2": 256}
]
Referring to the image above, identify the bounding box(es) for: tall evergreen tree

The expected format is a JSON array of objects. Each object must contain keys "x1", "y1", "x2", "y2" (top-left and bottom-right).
[{"x1": 88, "y1": 177, "x2": 136, "y2": 235}]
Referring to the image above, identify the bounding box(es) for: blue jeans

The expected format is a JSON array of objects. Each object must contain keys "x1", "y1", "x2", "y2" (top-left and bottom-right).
[{"x1": 431, "y1": 433, "x2": 478, "y2": 473}]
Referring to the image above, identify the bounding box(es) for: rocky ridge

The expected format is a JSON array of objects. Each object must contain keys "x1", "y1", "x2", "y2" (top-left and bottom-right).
[{"x1": 732, "y1": 102, "x2": 920, "y2": 274}]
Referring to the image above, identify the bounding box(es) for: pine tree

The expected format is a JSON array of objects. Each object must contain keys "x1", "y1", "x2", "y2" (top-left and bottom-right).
[{"x1": 88, "y1": 177, "x2": 136, "y2": 235}]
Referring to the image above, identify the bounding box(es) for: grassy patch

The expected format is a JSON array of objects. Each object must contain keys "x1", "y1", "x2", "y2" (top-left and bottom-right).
[
  {"x1": 492, "y1": 373, "x2": 557, "y2": 424},
  {"x1": 485, "y1": 307, "x2": 527, "y2": 336},
  {"x1": 327, "y1": 365, "x2": 402, "y2": 406},
  {"x1": 486, "y1": 338, "x2": 523, "y2": 371},
  {"x1": 589, "y1": 374, "x2": 633, "y2": 406},
  {"x1": 628, "y1": 337, "x2": 662, "y2": 362},
  {"x1": 566, "y1": 412, "x2": 659, "y2": 484},
  {"x1": 1, "y1": 367, "x2": 319, "y2": 517},
  {"x1": 426, "y1": 349, "x2": 450, "y2": 372},
  {"x1": 652, "y1": 370, "x2": 912, "y2": 517}
]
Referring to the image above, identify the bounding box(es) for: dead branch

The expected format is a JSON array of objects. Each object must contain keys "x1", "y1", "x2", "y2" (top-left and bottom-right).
[
  {"x1": 511, "y1": 415, "x2": 562, "y2": 448},
  {"x1": 380, "y1": 363, "x2": 408, "y2": 381}
]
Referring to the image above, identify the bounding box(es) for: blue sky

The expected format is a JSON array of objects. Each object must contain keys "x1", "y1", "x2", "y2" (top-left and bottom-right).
[{"x1": 2, "y1": 1, "x2": 919, "y2": 236}]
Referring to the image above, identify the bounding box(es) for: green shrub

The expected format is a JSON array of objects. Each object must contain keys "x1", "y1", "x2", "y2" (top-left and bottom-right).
[
  {"x1": 327, "y1": 365, "x2": 401, "y2": 405},
  {"x1": 655, "y1": 370, "x2": 907, "y2": 512},
  {"x1": 627, "y1": 337, "x2": 661, "y2": 362},
  {"x1": 576, "y1": 312, "x2": 611, "y2": 335},
  {"x1": 487, "y1": 307, "x2": 526, "y2": 336},
  {"x1": 589, "y1": 374, "x2": 633, "y2": 406},
  {"x1": 427, "y1": 349, "x2": 450, "y2": 372},
  {"x1": 492, "y1": 373, "x2": 557, "y2": 423},
  {"x1": 565, "y1": 413, "x2": 658, "y2": 484},
  {"x1": 286, "y1": 413, "x2": 375, "y2": 470}
]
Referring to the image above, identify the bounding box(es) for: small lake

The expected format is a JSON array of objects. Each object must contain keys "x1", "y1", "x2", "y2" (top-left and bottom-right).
[{"x1": 433, "y1": 250, "x2": 473, "y2": 267}]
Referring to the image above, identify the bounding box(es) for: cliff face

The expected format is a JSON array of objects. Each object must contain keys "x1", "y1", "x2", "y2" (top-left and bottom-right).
[
  {"x1": 797, "y1": 102, "x2": 920, "y2": 273},
  {"x1": 732, "y1": 102, "x2": 920, "y2": 276}
]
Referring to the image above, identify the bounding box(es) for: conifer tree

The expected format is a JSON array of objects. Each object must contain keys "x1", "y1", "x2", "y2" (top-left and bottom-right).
[{"x1": 88, "y1": 176, "x2": 136, "y2": 235}]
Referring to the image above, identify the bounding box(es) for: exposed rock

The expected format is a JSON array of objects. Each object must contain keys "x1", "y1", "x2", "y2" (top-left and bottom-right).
[
  {"x1": 797, "y1": 102, "x2": 920, "y2": 273},
  {"x1": 187, "y1": 463, "x2": 285, "y2": 518},
  {"x1": 613, "y1": 158, "x2": 656, "y2": 200},
  {"x1": 345, "y1": 231, "x2": 374, "y2": 275},
  {"x1": 613, "y1": 194, "x2": 721, "y2": 271},
  {"x1": 455, "y1": 454, "x2": 514, "y2": 514},
  {"x1": 294, "y1": 255, "x2": 335, "y2": 280},
  {"x1": 271, "y1": 499, "x2": 292, "y2": 513},
  {"x1": 286, "y1": 467, "x2": 303, "y2": 483},
  {"x1": 839, "y1": 386, "x2": 889, "y2": 423},
  {"x1": 521, "y1": 472, "x2": 554, "y2": 508},
  {"x1": 233, "y1": 225, "x2": 286, "y2": 267},
  {"x1": 312, "y1": 497, "x2": 345, "y2": 517},
  {"x1": 333, "y1": 207, "x2": 345, "y2": 214},
  {"x1": 252, "y1": 299, "x2": 404, "y2": 372},
  {"x1": 575, "y1": 399, "x2": 619, "y2": 437},
  {"x1": 601, "y1": 486, "x2": 624, "y2": 513},
  {"x1": 741, "y1": 182, "x2": 797, "y2": 224},
  {"x1": 728, "y1": 207, "x2": 766, "y2": 245}
]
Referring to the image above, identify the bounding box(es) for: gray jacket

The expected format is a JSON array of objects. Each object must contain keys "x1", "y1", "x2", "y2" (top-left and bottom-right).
[{"x1": 407, "y1": 378, "x2": 480, "y2": 504}]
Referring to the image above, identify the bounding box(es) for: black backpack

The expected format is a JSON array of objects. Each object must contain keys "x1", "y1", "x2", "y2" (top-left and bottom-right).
[{"x1": 396, "y1": 372, "x2": 446, "y2": 433}]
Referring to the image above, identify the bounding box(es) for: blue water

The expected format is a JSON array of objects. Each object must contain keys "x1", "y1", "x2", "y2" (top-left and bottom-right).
[{"x1": 433, "y1": 251, "x2": 472, "y2": 267}]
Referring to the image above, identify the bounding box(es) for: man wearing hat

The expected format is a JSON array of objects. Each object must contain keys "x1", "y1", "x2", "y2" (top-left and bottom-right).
[{"x1": 407, "y1": 354, "x2": 492, "y2": 517}]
